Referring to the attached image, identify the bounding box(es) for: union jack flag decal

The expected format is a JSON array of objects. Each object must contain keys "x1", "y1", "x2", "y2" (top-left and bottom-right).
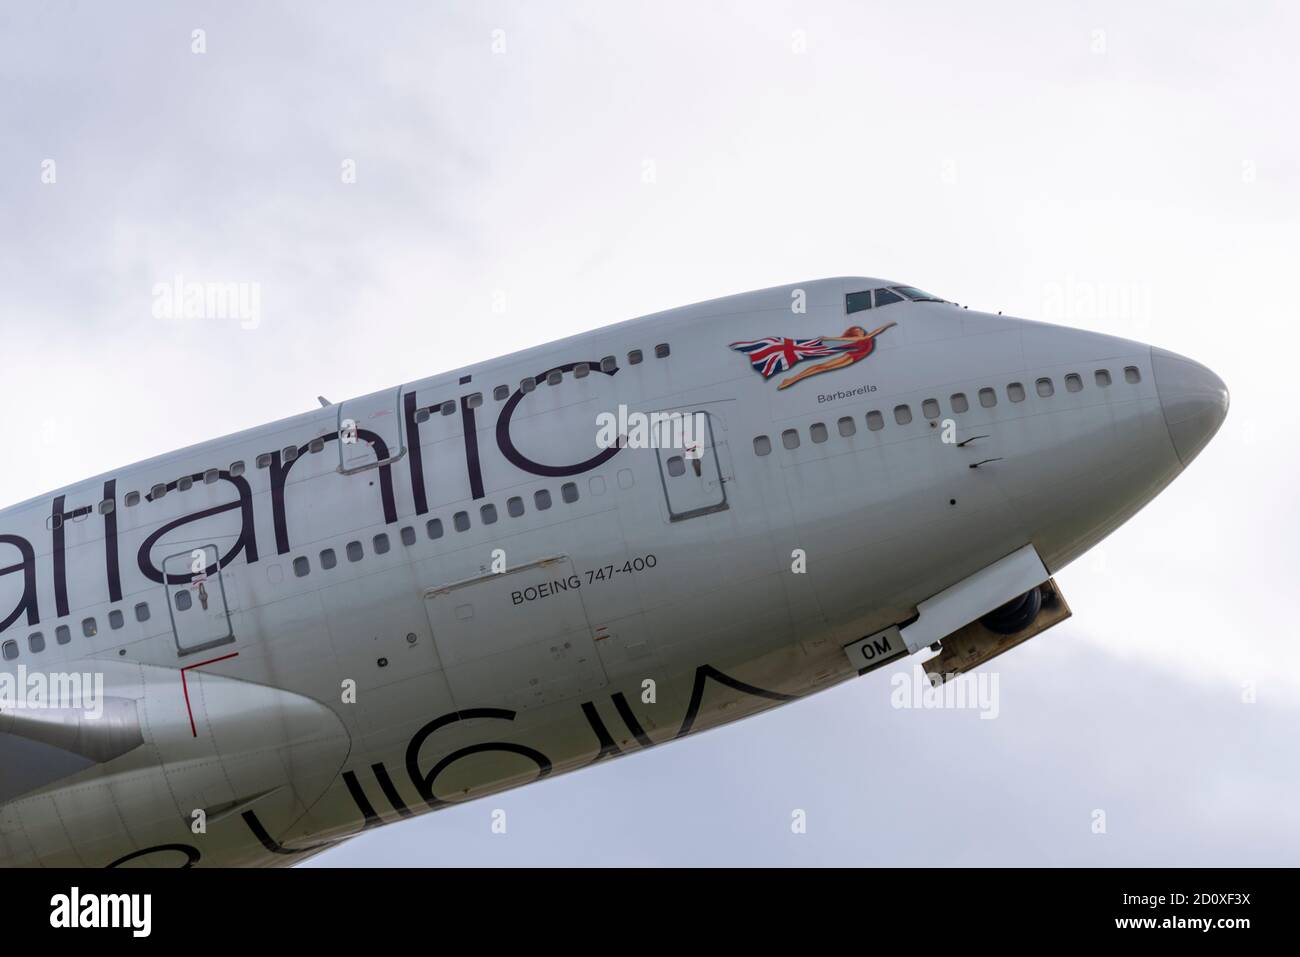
[
  {"x1": 727, "y1": 336, "x2": 837, "y2": 379},
  {"x1": 728, "y1": 322, "x2": 895, "y2": 390}
]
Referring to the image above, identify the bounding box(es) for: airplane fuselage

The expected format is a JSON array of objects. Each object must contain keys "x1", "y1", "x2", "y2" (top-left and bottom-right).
[{"x1": 0, "y1": 277, "x2": 1227, "y2": 866}]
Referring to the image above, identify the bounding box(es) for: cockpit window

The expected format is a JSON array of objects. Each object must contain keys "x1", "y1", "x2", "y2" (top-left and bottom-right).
[
  {"x1": 846, "y1": 290, "x2": 873, "y2": 314},
  {"x1": 847, "y1": 285, "x2": 941, "y2": 314},
  {"x1": 890, "y1": 285, "x2": 944, "y2": 302}
]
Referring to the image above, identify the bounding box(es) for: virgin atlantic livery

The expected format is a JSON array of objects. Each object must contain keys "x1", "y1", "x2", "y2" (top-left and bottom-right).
[{"x1": 0, "y1": 277, "x2": 1228, "y2": 867}]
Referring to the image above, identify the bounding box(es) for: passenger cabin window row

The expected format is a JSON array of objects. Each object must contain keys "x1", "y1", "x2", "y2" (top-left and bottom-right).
[
  {"x1": 485, "y1": 344, "x2": 671, "y2": 404},
  {"x1": 752, "y1": 366, "x2": 1140, "y2": 455},
  {"x1": 8, "y1": 600, "x2": 153, "y2": 660},
  {"x1": 290, "y1": 481, "x2": 586, "y2": 580},
  {"x1": 11, "y1": 472, "x2": 615, "y2": 657}
]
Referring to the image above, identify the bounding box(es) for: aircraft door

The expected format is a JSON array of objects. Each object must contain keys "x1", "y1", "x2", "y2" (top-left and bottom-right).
[
  {"x1": 337, "y1": 386, "x2": 406, "y2": 474},
  {"x1": 162, "y1": 544, "x2": 236, "y2": 657},
  {"x1": 653, "y1": 409, "x2": 730, "y2": 521}
]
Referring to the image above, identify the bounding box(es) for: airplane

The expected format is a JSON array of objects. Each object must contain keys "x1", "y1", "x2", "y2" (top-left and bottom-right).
[{"x1": 0, "y1": 276, "x2": 1228, "y2": 867}]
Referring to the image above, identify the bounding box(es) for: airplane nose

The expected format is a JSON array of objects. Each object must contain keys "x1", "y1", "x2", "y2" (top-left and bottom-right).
[{"x1": 1151, "y1": 347, "x2": 1229, "y2": 467}]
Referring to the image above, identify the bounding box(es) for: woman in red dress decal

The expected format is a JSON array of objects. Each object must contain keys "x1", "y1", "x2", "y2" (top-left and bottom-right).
[{"x1": 777, "y1": 322, "x2": 896, "y2": 390}]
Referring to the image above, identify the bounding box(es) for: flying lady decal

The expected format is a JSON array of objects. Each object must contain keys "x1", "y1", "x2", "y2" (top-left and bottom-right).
[{"x1": 729, "y1": 322, "x2": 895, "y2": 390}]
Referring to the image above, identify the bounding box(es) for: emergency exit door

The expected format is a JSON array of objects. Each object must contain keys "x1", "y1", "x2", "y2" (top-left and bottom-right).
[
  {"x1": 337, "y1": 386, "x2": 406, "y2": 474},
  {"x1": 653, "y1": 409, "x2": 729, "y2": 521},
  {"x1": 163, "y1": 544, "x2": 235, "y2": 657}
]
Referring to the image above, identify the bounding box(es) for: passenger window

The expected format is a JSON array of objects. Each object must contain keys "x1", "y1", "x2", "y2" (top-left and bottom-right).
[
  {"x1": 178, "y1": 475, "x2": 194, "y2": 491},
  {"x1": 1095, "y1": 369, "x2": 1111, "y2": 387},
  {"x1": 866, "y1": 411, "x2": 885, "y2": 431},
  {"x1": 922, "y1": 398, "x2": 940, "y2": 419},
  {"x1": 494, "y1": 385, "x2": 510, "y2": 401},
  {"x1": 109, "y1": 610, "x2": 124, "y2": 630},
  {"x1": 894, "y1": 405, "x2": 913, "y2": 425},
  {"x1": 29, "y1": 632, "x2": 44, "y2": 653},
  {"x1": 151, "y1": 483, "x2": 167, "y2": 499},
  {"x1": 782, "y1": 429, "x2": 801, "y2": 449},
  {"x1": 600, "y1": 356, "x2": 617, "y2": 372},
  {"x1": 204, "y1": 468, "x2": 219, "y2": 484},
  {"x1": 1124, "y1": 366, "x2": 1141, "y2": 384},
  {"x1": 667, "y1": 455, "x2": 686, "y2": 476},
  {"x1": 753, "y1": 435, "x2": 772, "y2": 456},
  {"x1": 507, "y1": 496, "x2": 525, "y2": 517},
  {"x1": 561, "y1": 482, "x2": 579, "y2": 503},
  {"x1": 309, "y1": 437, "x2": 325, "y2": 454},
  {"x1": 99, "y1": 499, "x2": 115, "y2": 515},
  {"x1": 810, "y1": 422, "x2": 829, "y2": 443},
  {"x1": 282, "y1": 446, "x2": 298, "y2": 463},
  {"x1": 655, "y1": 343, "x2": 670, "y2": 358},
  {"x1": 574, "y1": 363, "x2": 590, "y2": 378},
  {"x1": 255, "y1": 454, "x2": 271, "y2": 470},
  {"x1": 374, "y1": 533, "x2": 390, "y2": 553},
  {"x1": 83, "y1": 617, "x2": 97, "y2": 637},
  {"x1": 320, "y1": 548, "x2": 337, "y2": 569},
  {"x1": 414, "y1": 407, "x2": 431, "y2": 424},
  {"x1": 125, "y1": 491, "x2": 141, "y2": 507},
  {"x1": 426, "y1": 519, "x2": 444, "y2": 540},
  {"x1": 1036, "y1": 377, "x2": 1055, "y2": 397},
  {"x1": 873, "y1": 288, "x2": 904, "y2": 307},
  {"x1": 979, "y1": 387, "x2": 997, "y2": 408},
  {"x1": 2, "y1": 640, "x2": 16, "y2": 661},
  {"x1": 1065, "y1": 373, "x2": 1083, "y2": 393},
  {"x1": 440, "y1": 400, "x2": 456, "y2": 416},
  {"x1": 846, "y1": 290, "x2": 873, "y2": 314},
  {"x1": 1007, "y1": 382, "x2": 1026, "y2": 402},
  {"x1": 400, "y1": 526, "x2": 417, "y2": 546},
  {"x1": 230, "y1": 461, "x2": 246, "y2": 477},
  {"x1": 628, "y1": 350, "x2": 643, "y2": 365},
  {"x1": 480, "y1": 504, "x2": 498, "y2": 524},
  {"x1": 546, "y1": 370, "x2": 562, "y2": 386},
  {"x1": 837, "y1": 417, "x2": 857, "y2": 437},
  {"x1": 520, "y1": 377, "x2": 536, "y2": 393},
  {"x1": 293, "y1": 556, "x2": 310, "y2": 577},
  {"x1": 951, "y1": 393, "x2": 969, "y2": 413},
  {"x1": 346, "y1": 541, "x2": 364, "y2": 562},
  {"x1": 453, "y1": 511, "x2": 470, "y2": 532},
  {"x1": 175, "y1": 591, "x2": 192, "y2": 611},
  {"x1": 467, "y1": 393, "x2": 483, "y2": 409},
  {"x1": 534, "y1": 489, "x2": 552, "y2": 510},
  {"x1": 134, "y1": 602, "x2": 150, "y2": 623}
]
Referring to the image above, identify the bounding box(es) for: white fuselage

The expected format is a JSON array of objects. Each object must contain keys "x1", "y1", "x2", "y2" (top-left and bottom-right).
[{"x1": 0, "y1": 277, "x2": 1226, "y2": 867}]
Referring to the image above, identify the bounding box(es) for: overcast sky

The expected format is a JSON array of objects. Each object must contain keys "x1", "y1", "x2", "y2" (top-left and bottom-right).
[{"x1": 1, "y1": 0, "x2": 1297, "y2": 865}]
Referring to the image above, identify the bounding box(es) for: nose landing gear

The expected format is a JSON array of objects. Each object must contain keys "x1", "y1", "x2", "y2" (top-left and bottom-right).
[{"x1": 979, "y1": 587, "x2": 1044, "y2": 635}]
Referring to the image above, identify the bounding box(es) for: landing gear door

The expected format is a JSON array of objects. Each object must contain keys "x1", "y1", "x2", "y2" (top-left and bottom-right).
[
  {"x1": 338, "y1": 386, "x2": 406, "y2": 475},
  {"x1": 424, "y1": 556, "x2": 608, "y2": 712},
  {"x1": 654, "y1": 409, "x2": 729, "y2": 521},
  {"x1": 163, "y1": 545, "x2": 235, "y2": 657}
]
